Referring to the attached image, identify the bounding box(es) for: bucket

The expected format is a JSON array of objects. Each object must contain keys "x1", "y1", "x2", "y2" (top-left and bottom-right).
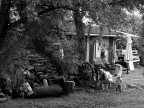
[
  {"x1": 95, "y1": 82, "x2": 102, "y2": 90},
  {"x1": 64, "y1": 81, "x2": 75, "y2": 95}
]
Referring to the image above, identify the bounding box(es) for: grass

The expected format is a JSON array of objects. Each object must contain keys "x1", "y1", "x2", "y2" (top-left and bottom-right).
[{"x1": 1, "y1": 89, "x2": 144, "y2": 108}]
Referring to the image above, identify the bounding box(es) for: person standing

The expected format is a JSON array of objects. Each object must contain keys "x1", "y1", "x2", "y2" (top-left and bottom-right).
[{"x1": 114, "y1": 64, "x2": 123, "y2": 92}]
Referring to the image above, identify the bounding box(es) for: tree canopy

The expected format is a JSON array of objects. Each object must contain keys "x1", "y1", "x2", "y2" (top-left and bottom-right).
[{"x1": 0, "y1": 0, "x2": 144, "y2": 77}]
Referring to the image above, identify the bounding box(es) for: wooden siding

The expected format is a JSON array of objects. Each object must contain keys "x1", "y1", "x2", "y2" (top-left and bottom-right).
[
  {"x1": 88, "y1": 37, "x2": 115, "y2": 64},
  {"x1": 109, "y1": 37, "x2": 114, "y2": 63}
]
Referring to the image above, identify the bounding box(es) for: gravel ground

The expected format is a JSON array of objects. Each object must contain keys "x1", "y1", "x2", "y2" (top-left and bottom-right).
[{"x1": 1, "y1": 66, "x2": 144, "y2": 108}]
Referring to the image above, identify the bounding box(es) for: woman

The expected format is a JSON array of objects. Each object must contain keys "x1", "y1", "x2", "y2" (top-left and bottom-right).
[{"x1": 99, "y1": 69, "x2": 113, "y2": 90}]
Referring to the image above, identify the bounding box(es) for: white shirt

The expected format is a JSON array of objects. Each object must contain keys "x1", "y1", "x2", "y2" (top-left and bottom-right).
[
  {"x1": 104, "y1": 71, "x2": 113, "y2": 82},
  {"x1": 115, "y1": 64, "x2": 123, "y2": 77}
]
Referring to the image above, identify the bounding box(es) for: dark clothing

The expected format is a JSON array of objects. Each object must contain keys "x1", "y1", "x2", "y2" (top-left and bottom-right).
[
  {"x1": 0, "y1": 77, "x2": 6, "y2": 89},
  {"x1": 94, "y1": 65, "x2": 99, "y2": 81},
  {"x1": 99, "y1": 73, "x2": 106, "y2": 81},
  {"x1": 116, "y1": 85, "x2": 121, "y2": 92},
  {"x1": 0, "y1": 77, "x2": 12, "y2": 96}
]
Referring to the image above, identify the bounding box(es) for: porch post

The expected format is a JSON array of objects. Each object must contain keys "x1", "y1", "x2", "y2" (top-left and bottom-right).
[
  {"x1": 86, "y1": 37, "x2": 90, "y2": 62},
  {"x1": 93, "y1": 42, "x2": 96, "y2": 62},
  {"x1": 114, "y1": 40, "x2": 116, "y2": 63}
]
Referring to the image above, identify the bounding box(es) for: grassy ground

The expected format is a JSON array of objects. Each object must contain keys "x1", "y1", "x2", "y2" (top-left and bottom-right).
[
  {"x1": 1, "y1": 89, "x2": 144, "y2": 108},
  {"x1": 1, "y1": 66, "x2": 144, "y2": 108}
]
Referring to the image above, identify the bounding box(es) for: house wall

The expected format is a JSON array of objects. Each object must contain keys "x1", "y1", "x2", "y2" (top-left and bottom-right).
[
  {"x1": 109, "y1": 37, "x2": 114, "y2": 63},
  {"x1": 89, "y1": 37, "x2": 94, "y2": 64},
  {"x1": 102, "y1": 37, "x2": 109, "y2": 62},
  {"x1": 87, "y1": 36, "x2": 115, "y2": 64}
]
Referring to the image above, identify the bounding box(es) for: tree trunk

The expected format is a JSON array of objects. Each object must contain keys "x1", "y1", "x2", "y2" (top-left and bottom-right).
[
  {"x1": 73, "y1": 9, "x2": 85, "y2": 60},
  {"x1": 0, "y1": 0, "x2": 11, "y2": 50}
]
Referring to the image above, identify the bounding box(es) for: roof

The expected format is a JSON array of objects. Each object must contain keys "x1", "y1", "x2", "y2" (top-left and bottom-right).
[
  {"x1": 65, "y1": 25, "x2": 140, "y2": 38},
  {"x1": 114, "y1": 31, "x2": 140, "y2": 37},
  {"x1": 66, "y1": 32, "x2": 117, "y2": 37},
  {"x1": 66, "y1": 25, "x2": 118, "y2": 37},
  {"x1": 85, "y1": 25, "x2": 118, "y2": 36}
]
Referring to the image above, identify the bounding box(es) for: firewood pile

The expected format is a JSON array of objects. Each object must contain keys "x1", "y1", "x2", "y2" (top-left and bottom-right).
[
  {"x1": 0, "y1": 51, "x2": 75, "y2": 101},
  {"x1": 18, "y1": 53, "x2": 75, "y2": 98},
  {"x1": 27, "y1": 53, "x2": 59, "y2": 83}
]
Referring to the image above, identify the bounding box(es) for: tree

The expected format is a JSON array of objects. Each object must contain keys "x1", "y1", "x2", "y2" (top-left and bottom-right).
[
  {"x1": 0, "y1": 0, "x2": 144, "y2": 62},
  {"x1": 0, "y1": 0, "x2": 11, "y2": 49}
]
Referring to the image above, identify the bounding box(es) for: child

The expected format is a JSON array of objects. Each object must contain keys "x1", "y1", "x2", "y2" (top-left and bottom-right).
[
  {"x1": 115, "y1": 76, "x2": 122, "y2": 92},
  {"x1": 115, "y1": 64, "x2": 123, "y2": 77},
  {"x1": 114, "y1": 64, "x2": 123, "y2": 92}
]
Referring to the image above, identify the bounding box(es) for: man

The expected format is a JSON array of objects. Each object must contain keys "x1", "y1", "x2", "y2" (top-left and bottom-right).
[{"x1": 99, "y1": 69, "x2": 113, "y2": 90}]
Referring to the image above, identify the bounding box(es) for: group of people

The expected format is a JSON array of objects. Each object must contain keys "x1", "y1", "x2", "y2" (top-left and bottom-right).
[{"x1": 98, "y1": 64, "x2": 123, "y2": 92}]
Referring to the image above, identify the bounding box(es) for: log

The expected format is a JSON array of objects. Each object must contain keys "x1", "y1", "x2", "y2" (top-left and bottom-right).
[
  {"x1": 35, "y1": 67, "x2": 46, "y2": 72},
  {"x1": 37, "y1": 72, "x2": 44, "y2": 76},
  {"x1": 33, "y1": 84, "x2": 63, "y2": 97},
  {"x1": 46, "y1": 70, "x2": 53, "y2": 73},
  {"x1": 49, "y1": 76, "x2": 65, "y2": 86},
  {"x1": 39, "y1": 75, "x2": 54, "y2": 79}
]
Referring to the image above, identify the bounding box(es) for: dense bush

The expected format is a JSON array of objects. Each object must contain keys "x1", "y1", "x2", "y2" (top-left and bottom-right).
[{"x1": 0, "y1": 31, "x2": 29, "y2": 89}]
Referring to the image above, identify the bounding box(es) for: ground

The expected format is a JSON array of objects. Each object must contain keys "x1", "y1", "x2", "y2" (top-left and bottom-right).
[{"x1": 1, "y1": 66, "x2": 144, "y2": 108}]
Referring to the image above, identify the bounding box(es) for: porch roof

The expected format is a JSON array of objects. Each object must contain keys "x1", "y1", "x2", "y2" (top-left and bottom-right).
[
  {"x1": 114, "y1": 30, "x2": 139, "y2": 38},
  {"x1": 66, "y1": 32, "x2": 117, "y2": 37},
  {"x1": 65, "y1": 25, "x2": 140, "y2": 38}
]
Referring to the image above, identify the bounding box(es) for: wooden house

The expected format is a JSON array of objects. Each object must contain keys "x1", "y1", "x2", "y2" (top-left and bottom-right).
[
  {"x1": 85, "y1": 26, "x2": 118, "y2": 64},
  {"x1": 66, "y1": 25, "x2": 139, "y2": 66}
]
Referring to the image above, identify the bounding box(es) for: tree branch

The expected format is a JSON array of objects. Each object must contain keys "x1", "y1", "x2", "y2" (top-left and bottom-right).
[
  {"x1": 8, "y1": 5, "x2": 74, "y2": 29},
  {"x1": 38, "y1": 5, "x2": 74, "y2": 16},
  {"x1": 108, "y1": 0, "x2": 126, "y2": 6},
  {"x1": 8, "y1": 18, "x2": 27, "y2": 30}
]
